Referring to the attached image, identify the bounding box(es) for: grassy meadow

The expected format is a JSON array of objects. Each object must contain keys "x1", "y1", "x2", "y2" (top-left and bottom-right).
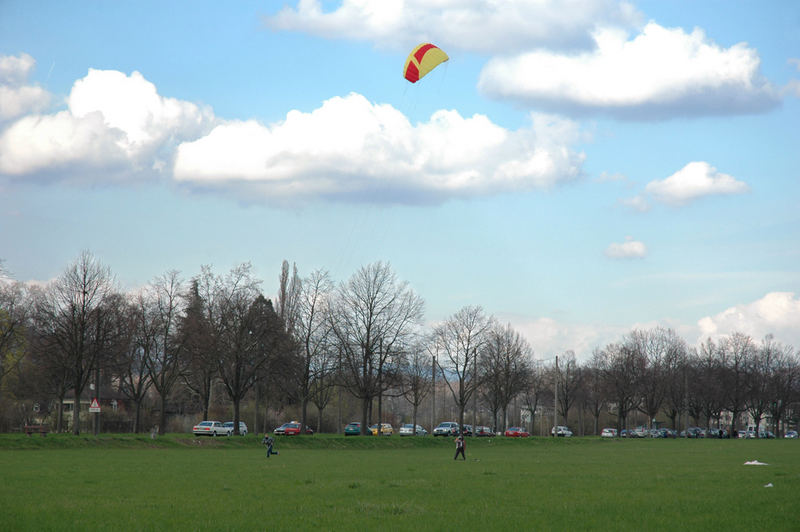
[{"x1": 1, "y1": 434, "x2": 797, "y2": 530}]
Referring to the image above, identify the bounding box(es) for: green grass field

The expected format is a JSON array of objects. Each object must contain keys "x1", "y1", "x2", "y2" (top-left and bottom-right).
[{"x1": 1, "y1": 434, "x2": 797, "y2": 530}]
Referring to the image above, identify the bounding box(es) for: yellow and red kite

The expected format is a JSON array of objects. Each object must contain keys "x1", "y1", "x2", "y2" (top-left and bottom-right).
[{"x1": 403, "y1": 43, "x2": 449, "y2": 83}]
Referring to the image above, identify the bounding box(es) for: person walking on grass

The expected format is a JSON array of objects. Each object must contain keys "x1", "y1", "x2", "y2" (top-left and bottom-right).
[
  {"x1": 262, "y1": 434, "x2": 278, "y2": 458},
  {"x1": 454, "y1": 435, "x2": 466, "y2": 460}
]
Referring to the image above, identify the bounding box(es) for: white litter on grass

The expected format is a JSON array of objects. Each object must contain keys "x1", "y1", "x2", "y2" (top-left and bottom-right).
[
  {"x1": 764, "y1": 483, "x2": 773, "y2": 488},
  {"x1": 744, "y1": 460, "x2": 768, "y2": 465}
]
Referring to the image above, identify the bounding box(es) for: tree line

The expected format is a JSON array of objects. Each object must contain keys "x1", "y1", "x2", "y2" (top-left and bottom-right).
[{"x1": 0, "y1": 253, "x2": 797, "y2": 436}]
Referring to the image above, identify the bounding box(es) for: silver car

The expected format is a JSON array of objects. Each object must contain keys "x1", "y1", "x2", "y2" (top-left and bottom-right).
[
  {"x1": 223, "y1": 421, "x2": 248, "y2": 436},
  {"x1": 192, "y1": 420, "x2": 231, "y2": 437},
  {"x1": 398, "y1": 424, "x2": 427, "y2": 436},
  {"x1": 433, "y1": 422, "x2": 459, "y2": 437}
]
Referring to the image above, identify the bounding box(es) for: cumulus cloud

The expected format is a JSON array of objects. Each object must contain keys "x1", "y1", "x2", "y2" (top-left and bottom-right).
[
  {"x1": 264, "y1": 0, "x2": 641, "y2": 53},
  {"x1": 645, "y1": 161, "x2": 749, "y2": 206},
  {"x1": 479, "y1": 23, "x2": 779, "y2": 119},
  {"x1": 618, "y1": 194, "x2": 650, "y2": 212},
  {"x1": 785, "y1": 61, "x2": 800, "y2": 98},
  {"x1": 507, "y1": 315, "x2": 634, "y2": 362},
  {"x1": 605, "y1": 236, "x2": 647, "y2": 259},
  {"x1": 697, "y1": 292, "x2": 800, "y2": 347},
  {"x1": 0, "y1": 53, "x2": 50, "y2": 122},
  {"x1": 0, "y1": 68, "x2": 214, "y2": 180},
  {"x1": 173, "y1": 93, "x2": 585, "y2": 203}
]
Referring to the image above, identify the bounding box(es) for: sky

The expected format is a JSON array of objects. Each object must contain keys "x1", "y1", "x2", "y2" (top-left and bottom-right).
[{"x1": 1, "y1": 0, "x2": 799, "y2": 360}]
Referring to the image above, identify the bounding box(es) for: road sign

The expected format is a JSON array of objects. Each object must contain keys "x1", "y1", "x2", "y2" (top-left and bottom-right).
[{"x1": 89, "y1": 398, "x2": 101, "y2": 413}]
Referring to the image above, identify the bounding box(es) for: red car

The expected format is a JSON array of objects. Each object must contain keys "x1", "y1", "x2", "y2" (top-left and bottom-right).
[
  {"x1": 504, "y1": 427, "x2": 530, "y2": 437},
  {"x1": 276, "y1": 421, "x2": 314, "y2": 436}
]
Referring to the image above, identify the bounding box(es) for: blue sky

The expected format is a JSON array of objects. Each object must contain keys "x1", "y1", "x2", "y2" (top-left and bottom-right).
[{"x1": 1, "y1": 0, "x2": 799, "y2": 358}]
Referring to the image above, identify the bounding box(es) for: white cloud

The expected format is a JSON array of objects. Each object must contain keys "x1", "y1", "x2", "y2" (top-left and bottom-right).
[
  {"x1": 173, "y1": 93, "x2": 585, "y2": 203},
  {"x1": 264, "y1": 0, "x2": 641, "y2": 53},
  {"x1": 478, "y1": 22, "x2": 779, "y2": 119},
  {"x1": 595, "y1": 171, "x2": 627, "y2": 183},
  {"x1": 605, "y1": 236, "x2": 647, "y2": 259},
  {"x1": 785, "y1": 79, "x2": 800, "y2": 98},
  {"x1": 0, "y1": 53, "x2": 50, "y2": 122},
  {"x1": 0, "y1": 68, "x2": 214, "y2": 179},
  {"x1": 619, "y1": 194, "x2": 650, "y2": 212},
  {"x1": 697, "y1": 292, "x2": 800, "y2": 347},
  {"x1": 508, "y1": 315, "x2": 633, "y2": 362},
  {"x1": 645, "y1": 161, "x2": 749, "y2": 206}
]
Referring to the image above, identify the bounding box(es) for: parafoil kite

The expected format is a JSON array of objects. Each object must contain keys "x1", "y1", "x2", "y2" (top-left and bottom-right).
[{"x1": 403, "y1": 43, "x2": 448, "y2": 83}]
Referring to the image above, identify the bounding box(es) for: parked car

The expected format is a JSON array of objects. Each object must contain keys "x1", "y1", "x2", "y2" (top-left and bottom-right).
[
  {"x1": 192, "y1": 420, "x2": 231, "y2": 437},
  {"x1": 433, "y1": 422, "x2": 459, "y2": 437},
  {"x1": 461, "y1": 424, "x2": 473, "y2": 437},
  {"x1": 398, "y1": 424, "x2": 427, "y2": 436},
  {"x1": 681, "y1": 427, "x2": 704, "y2": 438},
  {"x1": 504, "y1": 427, "x2": 530, "y2": 437},
  {"x1": 275, "y1": 421, "x2": 313, "y2": 436},
  {"x1": 344, "y1": 422, "x2": 361, "y2": 436},
  {"x1": 784, "y1": 430, "x2": 798, "y2": 439},
  {"x1": 601, "y1": 428, "x2": 617, "y2": 438},
  {"x1": 551, "y1": 425, "x2": 573, "y2": 437},
  {"x1": 476, "y1": 426, "x2": 495, "y2": 437},
  {"x1": 369, "y1": 423, "x2": 393, "y2": 436},
  {"x1": 759, "y1": 430, "x2": 776, "y2": 439},
  {"x1": 223, "y1": 421, "x2": 248, "y2": 436}
]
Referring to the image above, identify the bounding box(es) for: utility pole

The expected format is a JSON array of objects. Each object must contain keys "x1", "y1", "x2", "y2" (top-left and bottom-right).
[
  {"x1": 683, "y1": 354, "x2": 689, "y2": 438},
  {"x1": 553, "y1": 355, "x2": 559, "y2": 436},
  {"x1": 431, "y1": 353, "x2": 436, "y2": 433},
  {"x1": 472, "y1": 348, "x2": 477, "y2": 437},
  {"x1": 93, "y1": 363, "x2": 100, "y2": 436}
]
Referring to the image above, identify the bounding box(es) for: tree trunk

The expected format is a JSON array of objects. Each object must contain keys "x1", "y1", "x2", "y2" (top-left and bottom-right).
[
  {"x1": 133, "y1": 400, "x2": 142, "y2": 434},
  {"x1": 233, "y1": 398, "x2": 240, "y2": 435},
  {"x1": 56, "y1": 397, "x2": 64, "y2": 433},
  {"x1": 361, "y1": 396, "x2": 370, "y2": 435},
  {"x1": 301, "y1": 397, "x2": 308, "y2": 435},
  {"x1": 159, "y1": 395, "x2": 167, "y2": 435},
  {"x1": 72, "y1": 386, "x2": 81, "y2": 435},
  {"x1": 202, "y1": 376, "x2": 211, "y2": 421}
]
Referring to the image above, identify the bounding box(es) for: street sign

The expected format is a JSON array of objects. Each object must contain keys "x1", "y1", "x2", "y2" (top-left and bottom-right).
[{"x1": 89, "y1": 398, "x2": 101, "y2": 413}]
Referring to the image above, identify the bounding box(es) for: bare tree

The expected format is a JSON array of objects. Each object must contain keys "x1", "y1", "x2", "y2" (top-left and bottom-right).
[
  {"x1": 293, "y1": 269, "x2": 333, "y2": 433},
  {"x1": 213, "y1": 264, "x2": 286, "y2": 435},
  {"x1": 433, "y1": 305, "x2": 493, "y2": 435},
  {"x1": 114, "y1": 294, "x2": 152, "y2": 433},
  {"x1": 581, "y1": 359, "x2": 606, "y2": 436},
  {"x1": 479, "y1": 323, "x2": 532, "y2": 432},
  {"x1": 520, "y1": 362, "x2": 548, "y2": 436},
  {"x1": 594, "y1": 342, "x2": 643, "y2": 432},
  {"x1": 765, "y1": 339, "x2": 797, "y2": 436},
  {"x1": 627, "y1": 328, "x2": 686, "y2": 428},
  {"x1": 35, "y1": 251, "x2": 115, "y2": 435},
  {"x1": 555, "y1": 350, "x2": 581, "y2": 429},
  {"x1": 718, "y1": 332, "x2": 755, "y2": 436},
  {"x1": 308, "y1": 343, "x2": 338, "y2": 432},
  {"x1": 688, "y1": 340, "x2": 723, "y2": 429},
  {"x1": 399, "y1": 338, "x2": 432, "y2": 433},
  {"x1": 330, "y1": 262, "x2": 424, "y2": 435},
  {"x1": 745, "y1": 336, "x2": 773, "y2": 436},
  {"x1": 662, "y1": 347, "x2": 688, "y2": 431},
  {"x1": 144, "y1": 271, "x2": 188, "y2": 435},
  {"x1": 0, "y1": 280, "x2": 31, "y2": 401}
]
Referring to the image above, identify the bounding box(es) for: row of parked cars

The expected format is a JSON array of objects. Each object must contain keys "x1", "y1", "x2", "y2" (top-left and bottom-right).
[
  {"x1": 599, "y1": 426, "x2": 799, "y2": 439},
  {"x1": 196, "y1": 419, "x2": 798, "y2": 439}
]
